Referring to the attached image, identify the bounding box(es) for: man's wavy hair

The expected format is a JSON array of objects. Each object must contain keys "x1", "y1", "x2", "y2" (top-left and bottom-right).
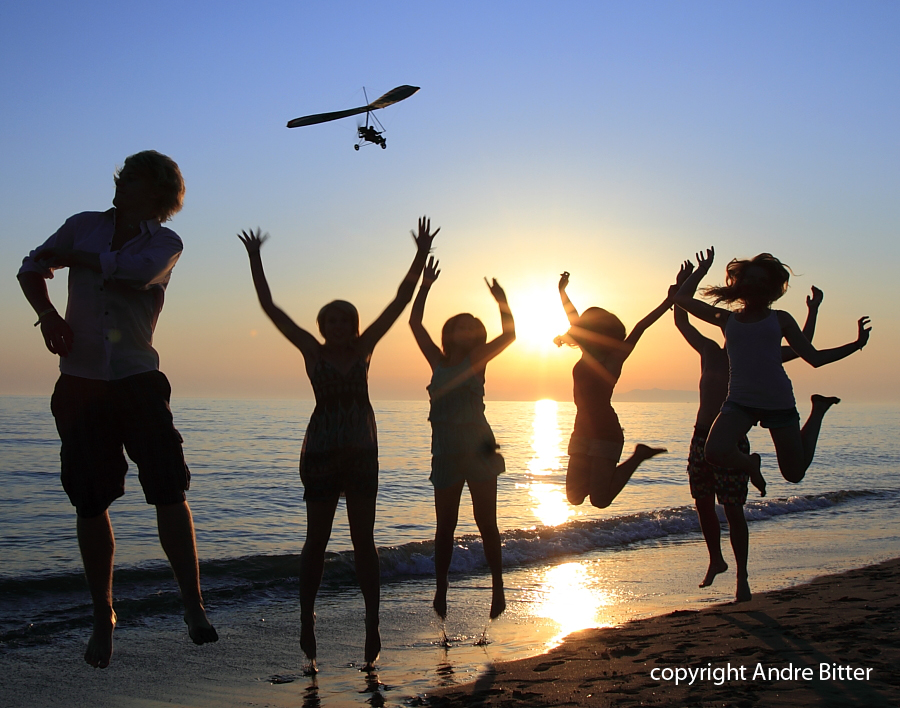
[
  {"x1": 115, "y1": 150, "x2": 185, "y2": 222},
  {"x1": 703, "y1": 253, "x2": 791, "y2": 307}
]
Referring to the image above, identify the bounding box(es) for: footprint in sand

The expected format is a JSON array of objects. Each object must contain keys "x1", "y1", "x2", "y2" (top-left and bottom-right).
[{"x1": 532, "y1": 660, "x2": 565, "y2": 672}]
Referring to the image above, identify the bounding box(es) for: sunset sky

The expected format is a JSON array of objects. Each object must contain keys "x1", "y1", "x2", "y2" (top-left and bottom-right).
[{"x1": 2, "y1": 1, "x2": 897, "y2": 402}]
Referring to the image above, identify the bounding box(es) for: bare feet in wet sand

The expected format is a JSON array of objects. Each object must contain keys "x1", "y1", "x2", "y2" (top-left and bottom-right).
[
  {"x1": 735, "y1": 575, "x2": 752, "y2": 603},
  {"x1": 300, "y1": 612, "x2": 317, "y2": 669},
  {"x1": 490, "y1": 584, "x2": 506, "y2": 620},
  {"x1": 700, "y1": 559, "x2": 728, "y2": 588},
  {"x1": 85, "y1": 609, "x2": 116, "y2": 668},
  {"x1": 363, "y1": 617, "x2": 381, "y2": 672},
  {"x1": 433, "y1": 586, "x2": 448, "y2": 620},
  {"x1": 748, "y1": 453, "x2": 767, "y2": 497},
  {"x1": 184, "y1": 603, "x2": 218, "y2": 645},
  {"x1": 634, "y1": 444, "x2": 667, "y2": 463}
]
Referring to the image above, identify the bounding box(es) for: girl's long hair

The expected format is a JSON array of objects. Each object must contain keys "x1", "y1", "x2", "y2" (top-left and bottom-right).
[
  {"x1": 554, "y1": 307, "x2": 627, "y2": 357},
  {"x1": 703, "y1": 253, "x2": 791, "y2": 306},
  {"x1": 316, "y1": 300, "x2": 360, "y2": 339}
]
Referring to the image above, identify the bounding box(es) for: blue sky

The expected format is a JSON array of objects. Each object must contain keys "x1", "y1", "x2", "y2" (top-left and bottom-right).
[{"x1": 2, "y1": 1, "x2": 898, "y2": 400}]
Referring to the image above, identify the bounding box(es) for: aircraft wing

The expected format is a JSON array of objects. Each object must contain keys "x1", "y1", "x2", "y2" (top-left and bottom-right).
[
  {"x1": 287, "y1": 106, "x2": 369, "y2": 128},
  {"x1": 368, "y1": 85, "x2": 420, "y2": 109},
  {"x1": 286, "y1": 86, "x2": 419, "y2": 128}
]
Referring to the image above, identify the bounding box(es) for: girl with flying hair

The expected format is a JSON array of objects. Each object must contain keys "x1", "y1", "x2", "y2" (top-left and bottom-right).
[
  {"x1": 673, "y1": 248, "x2": 871, "y2": 491},
  {"x1": 409, "y1": 257, "x2": 515, "y2": 621},
  {"x1": 556, "y1": 271, "x2": 676, "y2": 509},
  {"x1": 239, "y1": 217, "x2": 438, "y2": 672}
]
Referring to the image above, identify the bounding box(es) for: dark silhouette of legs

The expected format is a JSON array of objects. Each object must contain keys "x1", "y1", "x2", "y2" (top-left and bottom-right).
[
  {"x1": 299, "y1": 497, "x2": 339, "y2": 668},
  {"x1": 695, "y1": 495, "x2": 728, "y2": 588},
  {"x1": 432, "y1": 481, "x2": 465, "y2": 619},
  {"x1": 346, "y1": 495, "x2": 381, "y2": 669},
  {"x1": 156, "y1": 501, "x2": 216, "y2": 644},
  {"x1": 77, "y1": 511, "x2": 116, "y2": 669},
  {"x1": 588, "y1": 445, "x2": 666, "y2": 509},
  {"x1": 469, "y1": 477, "x2": 505, "y2": 619}
]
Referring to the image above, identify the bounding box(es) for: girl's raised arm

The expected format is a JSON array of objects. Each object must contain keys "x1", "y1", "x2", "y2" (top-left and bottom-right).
[
  {"x1": 672, "y1": 248, "x2": 732, "y2": 329},
  {"x1": 359, "y1": 216, "x2": 439, "y2": 354},
  {"x1": 779, "y1": 311, "x2": 871, "y2": 368},
  {"x1": 672, "y1": 261, "x2": 716, "y2": 354},
  {"x1": 470, "y1": 278, "x2": 516, "y2": 370},
  {"x1": 782, "y1": 286, "x2": 823, "y2": 363},
  {"x1": 409, "y1": 256, "x2": 443, "y2": 369},
  {"x1": 239, "y1": 229, "x2": 320, "y2": 359},
  {"x1": 558, "y1": 271, "x2": 580, "y2": 325}
]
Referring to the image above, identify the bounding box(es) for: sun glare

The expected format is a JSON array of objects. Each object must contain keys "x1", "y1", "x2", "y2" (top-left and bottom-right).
[
  {"x1": 511, "y1": 288, "x2": 571, "y2": 350},
  {"x1": 535, "y1": 562, "x2": 615, "y2": 647},
  {"x1": 526, "y1": 399, "x2": 572, "y2": 527}
]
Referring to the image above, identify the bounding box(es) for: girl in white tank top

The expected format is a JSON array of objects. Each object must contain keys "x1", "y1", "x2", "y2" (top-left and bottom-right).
[{"x1": 672, "y1": 248, "x2": 870, "y2": 505}]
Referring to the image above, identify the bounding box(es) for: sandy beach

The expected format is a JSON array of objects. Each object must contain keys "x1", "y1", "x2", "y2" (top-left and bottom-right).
[
  {"x1": 1, "y1": 558, "x2": 897, "y2": 707},
  {"x1": 425, "y1": 558, "x2": 900, "y2": 707}
]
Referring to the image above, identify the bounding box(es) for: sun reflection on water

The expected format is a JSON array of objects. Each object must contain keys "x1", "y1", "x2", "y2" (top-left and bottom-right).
[
  {"x1": 532, "y1": 562, "x2": 616, "y2": 648},
  {"x1": 526, "y1": 399, "x2": 572, "y2": 527}
]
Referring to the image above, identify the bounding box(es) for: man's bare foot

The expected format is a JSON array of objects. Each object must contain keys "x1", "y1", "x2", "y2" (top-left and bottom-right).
[
  {"x1": 811, "y1": 394, "x2": 841, "y2": 412},
  {"x1": 364, "y1": 617, "x2": 381, "y2": 669},
  {"x1": 433, "y1": 586, "x2": 447, "y2": 620},
  {"x1": 489, "y1": 584, "x2": 506, "y2": 620},
  {"x1": 85, "y1": 609, "x2": 116, "y2": 668},
  {"x1": 634, "y1": 444, "x2": 667, "y2": 463},
  {"x1": 748, "y1": 453, "x2": 766, "y2": 497},
  {"x1": 735, "y1": 575, "x2": 752, "y2": 603},
  {"x1": 184, "y1": 604, "x2": 218, "y2": 645},
  {"x1": 699, "y1": 559, "x2": 728, "y2": 588},
  {"x1": 300, "y1": 612, "x2": 317, "y2": 661}
]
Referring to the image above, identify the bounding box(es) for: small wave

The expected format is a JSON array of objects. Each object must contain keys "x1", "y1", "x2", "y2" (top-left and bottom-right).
[{"x1": 0, "y1": 489, "x2": 880, "y2": 642}]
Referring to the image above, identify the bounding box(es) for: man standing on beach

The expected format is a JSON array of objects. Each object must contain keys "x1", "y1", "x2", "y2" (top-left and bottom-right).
[{"x1": 17, "y1": 150, "x2": 217, "y2": 668}]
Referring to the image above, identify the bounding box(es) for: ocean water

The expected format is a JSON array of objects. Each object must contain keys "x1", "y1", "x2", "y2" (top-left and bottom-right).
[{"x1": 1, "y1": 396, "x2": 898, "y2": 705}]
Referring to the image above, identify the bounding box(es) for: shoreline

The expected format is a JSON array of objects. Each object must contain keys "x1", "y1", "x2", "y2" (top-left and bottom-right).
[{"x1": 423, "y1": 557, "x2": 900, "y2": 707}]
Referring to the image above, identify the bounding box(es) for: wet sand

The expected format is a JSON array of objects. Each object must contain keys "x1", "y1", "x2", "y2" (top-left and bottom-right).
[
  {"x1": 2, "y1": 559, "x2": 898, "y2": 707},
  {"x1": 424, "y1": 558, "x2": 900, "y2": 707}
]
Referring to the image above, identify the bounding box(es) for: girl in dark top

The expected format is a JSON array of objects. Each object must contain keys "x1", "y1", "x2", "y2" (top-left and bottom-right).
[
  {"x1": 239, "y1": 217, "x2": 438, "y2": 672},
  {"x1": 556, "y1": 271, "x2": 675, "y2": 508},
  {"x1": 409, "y1": 257, "x2": 515, "y2": 621}
]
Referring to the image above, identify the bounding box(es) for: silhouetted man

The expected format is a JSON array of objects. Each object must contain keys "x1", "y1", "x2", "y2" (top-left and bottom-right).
[{"x1": 17, "y1": 150, "x2": 217, "y2": 668}]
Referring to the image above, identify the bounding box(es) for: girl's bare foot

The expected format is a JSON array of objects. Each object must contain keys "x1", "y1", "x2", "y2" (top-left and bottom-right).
[
  {"x1": 811, "y1": 394, "x2": 840, "y2": 411},
  {"x1": 489, "y1": 584, "x2": 506, "y2": 620},
  {"x1": 85, "y1": 609, "x2": 116, "y2": 668},
  {"x1": 748, "y1": 453, "x2": 766, "y2": 497},
  {"x1": 300, "y1": 612, "x2": 317, "y2": 662},
  {"x1": 184, "y1": 603, "x2": 218, "y2": 645},
  {"x1": 735, "y1": 575, "x2": 752, "y2": 603},
  {"x1": 433, "y1": 587, "x2": 448, "y2": 620},
  {"x1": 699, "y1": 559, "x2": 728, "y2": 588},
  {"x1": 634, "y1": 444, "x2": 667, "y2": 462},
  {"x1": 363, "y1": 617, "x2": 381, "y2": 670}
]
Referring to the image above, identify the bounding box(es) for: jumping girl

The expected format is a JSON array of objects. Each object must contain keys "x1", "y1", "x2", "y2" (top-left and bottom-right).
[
  {"x1": 409, "y1": 257, "x2": 515, "y2": 621},
  {"x1": 239, "y1": 217, "x2": 438, "y2": 672},
  {"x1": 673, "y1": 248, "x2": 870, "y2": 489},
  {"x1": 556, "y1": 271, "x2": 674, "y2": 509}
]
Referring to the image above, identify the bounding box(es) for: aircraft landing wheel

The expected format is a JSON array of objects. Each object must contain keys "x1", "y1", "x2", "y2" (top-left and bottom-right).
[
  {"x1": 354, "y1": 144, "x2": 359, "y2": 151},
  {"x1": 381, "y1": 142, "x2": 386, "y2": 149}
]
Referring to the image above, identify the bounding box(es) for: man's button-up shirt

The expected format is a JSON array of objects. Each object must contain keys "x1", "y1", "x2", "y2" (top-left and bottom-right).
[{"x1": 19, "y1": 209, "x2": 183, "y2": 381}]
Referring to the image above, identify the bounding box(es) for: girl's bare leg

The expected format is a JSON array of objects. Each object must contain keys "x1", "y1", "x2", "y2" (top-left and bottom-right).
[
  {"x1": 695, "y1": 495, "x2": 728, "y2": 587},
  {"x1": 706, "y1": 411, "x2": 766, "y2": 496},
  {"x1": 469, "y1": 477, "x2": 505, "y2": 619},
  {"x1": 723, "y1": 503, "x2": 750, "y2": 602},
  {"x1": 299, "y1": 498, "x2": 339, "y2": 666},
  {"x1": 346, "y1": 495, "x2": 381, "y2": 669},
  {"x1": 432, "y1": 481, "x2": 465, "y2": 619},
  {"x1": 566, "y1": 454, "x2": 590, "y2": 505},
  {"x1": 589, "y1": 445, "x2": 666, "y2": 509},
  {"x1": 770, "y1": 395, "x2": 841, "y2": 483}
]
